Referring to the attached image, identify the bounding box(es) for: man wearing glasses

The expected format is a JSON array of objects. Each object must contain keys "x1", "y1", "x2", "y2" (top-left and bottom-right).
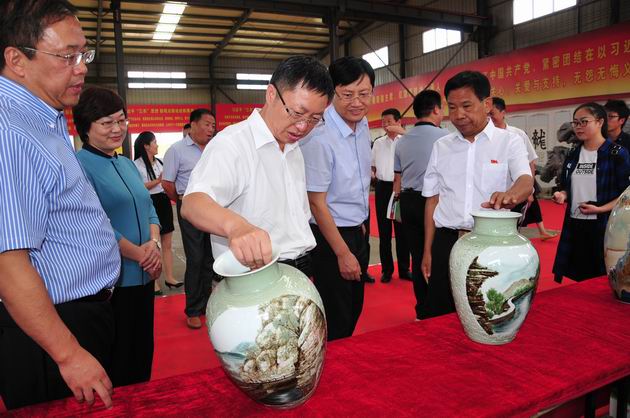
[
  {"x1": 182, "y1": 56, "x2": 333, "y2": 279},
  {"x1": 0, "y1": 0, "x2": 119, "y2": 409},
  {"x1": 300, "y1": 57, "x2": 375, "y2": 341},
  {"x1": 604, "y1": 100, "x2": 630, "y2": 151}
]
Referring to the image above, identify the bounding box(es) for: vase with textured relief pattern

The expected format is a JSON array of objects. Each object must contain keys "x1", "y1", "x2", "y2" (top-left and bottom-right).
[
  {"x1": 205, "y1": 250, "x2": 326, "y2": 408},
  {"x1": 449, "y1": 210, "x2": 540, "y2": 345},
  {"x1": 604, "y1": 185, "x2": 630, "y2": 303}
]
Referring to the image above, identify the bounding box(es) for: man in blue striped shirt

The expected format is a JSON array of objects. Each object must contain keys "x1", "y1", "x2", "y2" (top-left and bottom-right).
[{"x1": 0, "y1": 1, "x2": 120, "y2": 410}]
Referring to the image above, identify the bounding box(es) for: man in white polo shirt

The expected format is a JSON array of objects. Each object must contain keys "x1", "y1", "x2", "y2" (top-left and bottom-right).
[
  {"x1": 420, "y1": 71, "x2": 533, "y2": 319},
  {"x1": 181, "y1": 56, "x2": 334, "y2": 274}
]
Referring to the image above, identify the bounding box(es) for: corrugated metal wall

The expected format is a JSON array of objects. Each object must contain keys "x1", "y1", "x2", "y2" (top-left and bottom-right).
[{"x1": 90, "y1": 0, "x2": 628, "y2": 106}]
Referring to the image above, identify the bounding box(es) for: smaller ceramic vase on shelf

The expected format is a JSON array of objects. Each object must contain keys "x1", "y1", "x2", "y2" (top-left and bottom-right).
[
  {"x1": 205, "y1": 251, "x2": 327, "y2": 409},
  {"x1": 604, "y1": 185, "x2": 630, "y2": 303},
  {"x1": 449, "y1": 210, "x2": 540, "y2": 345}
]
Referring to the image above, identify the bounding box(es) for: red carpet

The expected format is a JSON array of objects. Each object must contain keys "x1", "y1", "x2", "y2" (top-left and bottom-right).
[
  {"x1": 151, "y1": 197, "x2": 570, "y2": 380},
  {"x1": 0, "y1": 200, "x2": 571, "y2": 413}
]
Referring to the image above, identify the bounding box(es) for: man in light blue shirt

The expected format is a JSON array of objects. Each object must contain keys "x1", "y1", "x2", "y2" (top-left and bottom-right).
[
  {"x1": 301, "y1": 56, "x2": 374, "y2": 341},
  {"x1": 0, "y1": 1, "x2": 119, "y2": 409},
  {"x1": 162, "y1": 109, "x2": 216, "y2": 329}
]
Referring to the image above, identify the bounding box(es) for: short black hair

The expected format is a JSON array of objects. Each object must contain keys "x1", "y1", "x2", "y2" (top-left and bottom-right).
[
  {"x1": 604, "y1": 99, "x2": 630, "y2": 129},
  {"x1": 270, "y1": 55, "x2": 334, "y2": 101},
  {"x1": 382, "y1": 108, "x2": 401, "y2": 121},
  {"x1": 444, "y1": 71, "x2": 490, "y2": 101},
  {"x1": 329, "y1": 56, "x2": 375, "y2": 88},
  {"x1": 492, "y1": 97, "x2": 506, "y2": 112},
  {"x1": 0, "y1": 0, "x2": 77, "y2": 71},
  {"x1": 190, "y1": 109, "x2": 214, "y2": 124},
  {"x1": 413, "y1": 90, "x2": 442, "y2": 118},
  {"x1": 73, "y1": 87, "x2": 127, "y2": 144},
  {"x1": 574, "y1": 102, "x2": 608, "y2": 139},
  {"x1": 183, "y1": 123, "x2": 191, "y2": 130}
]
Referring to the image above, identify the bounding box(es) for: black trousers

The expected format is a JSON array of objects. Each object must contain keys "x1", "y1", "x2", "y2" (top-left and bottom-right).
[
  {"x1": 110, "y1": 282, "x2": 155, "y2": 387},
  {"x1": 399, "y1": 191, "x2": 428, "y2": 318},
  {"x1": 176, "y1": 200, "x2": 214, "y2": 317},
  {"x1": 0, "y1": 299, "x2": 115, "y2": 409},
  {"x1": 375, "y1": 180, "x2": 410, "y2": 276},
  {"x1": 422, "y1": 227, "x2": 457, "y2": 319},
  {"x1": 311, "y1": 224, "x2": 368, "y2": 341}
]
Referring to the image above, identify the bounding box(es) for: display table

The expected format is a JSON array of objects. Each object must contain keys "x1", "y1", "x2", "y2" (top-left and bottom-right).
[{"x1": 13, "y1": 278, "x2": 630, "y2": 417}]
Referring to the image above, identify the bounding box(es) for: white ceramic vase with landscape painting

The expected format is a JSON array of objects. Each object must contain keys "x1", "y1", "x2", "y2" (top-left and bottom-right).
[
  {"x1": 449, "y1": 211, "x2": 540, "y2": 345},
  {"x1": 205, "y1": 251, "x2": 326, "y2": 409},
  {"x1": 604, "y1": 185, "x2": 630, "y2": 303}
]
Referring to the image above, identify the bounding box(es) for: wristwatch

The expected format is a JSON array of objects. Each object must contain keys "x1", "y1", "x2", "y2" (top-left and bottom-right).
[{"x1": 152, "y1": 238, "x2": 161, "y2": 250}]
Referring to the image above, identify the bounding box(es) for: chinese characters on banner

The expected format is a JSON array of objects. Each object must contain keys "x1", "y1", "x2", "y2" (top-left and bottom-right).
[
  {"x1": 215, "y1": 104, "x2": 261, "y2": 131},
  {"x1": 64, "y1": 105, "x2": 210, "y2": 136},
  {"x1": 367, "y1": 23, "x2": 630, "y2": 128}
]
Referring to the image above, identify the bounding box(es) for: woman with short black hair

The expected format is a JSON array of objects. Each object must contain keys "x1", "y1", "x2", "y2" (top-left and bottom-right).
[{"x1": 74, "y1": 86, "x2": 161, "y2": 387}]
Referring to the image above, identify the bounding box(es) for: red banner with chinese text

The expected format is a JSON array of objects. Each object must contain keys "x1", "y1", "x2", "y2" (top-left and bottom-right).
[
  {"x1": 64, "y1": 104, "x2": 210, "y2": 136},
  {"x1": 368, "y1": 23, "x2": 630, "y2": 127},
  {"x1": 215, "y1": 104, "x2": 261, "y2": 131}
]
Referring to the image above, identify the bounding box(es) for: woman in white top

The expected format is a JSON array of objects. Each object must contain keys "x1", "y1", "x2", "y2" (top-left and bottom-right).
[
  {"x1": 134, "y1": 132, "x2": 183, "y2": 294},
  {"x1": 552, "y1": 102, "x2": 630, "y2": 282}
]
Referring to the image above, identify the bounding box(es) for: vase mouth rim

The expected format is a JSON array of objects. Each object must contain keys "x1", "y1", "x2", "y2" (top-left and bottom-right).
[
  {"x1": 471, "y1": 209, "x2": 522, "y2": 219},
  {"x1": 213, "y1": 250, "x2": 280, "y2": 277}
]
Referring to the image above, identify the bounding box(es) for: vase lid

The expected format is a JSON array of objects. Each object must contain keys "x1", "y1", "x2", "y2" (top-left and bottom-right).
[
  {"x1": 213, "y1": 249, "x2": 280, "y2": 277},
  {"x1": 470, "y1": 209, "x2": 522, "y2": 219}
]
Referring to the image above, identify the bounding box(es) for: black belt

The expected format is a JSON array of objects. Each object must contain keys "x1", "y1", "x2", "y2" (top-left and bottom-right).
[
  {"x1": 279, "y1": 252, "x2": 312, "y2": 271},
  {"x1": 76, "y1": 287, "x2": 114, "y2": 303},
  {"x1": 401, "y1": 188, "x2": 422, "y2": 194}
]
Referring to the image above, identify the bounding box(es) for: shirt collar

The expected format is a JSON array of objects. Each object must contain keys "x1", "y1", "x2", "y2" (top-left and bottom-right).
[
  {"x1": 0, "y1": 75, "x2": 66, "y2": 129},
  {"x1": 454, "y1": 118, "x2": 496, "y2": 143},
  {"x1": 82, "y1": 142, "x2": 117, "y2": 159},
  {"x1": 325, "y1": 105, "x2": 368, "y2": 139},
  {"x1": 415, "y1": 121, "x2": 437, "y2": 127},
  {"x1": 249, "y1": 108, "x2": 299, "y2": 153}
]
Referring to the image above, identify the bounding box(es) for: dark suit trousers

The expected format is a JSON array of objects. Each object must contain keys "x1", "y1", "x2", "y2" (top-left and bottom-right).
[
  {"x1": 0, "y1": 299, "x2": 115, "y2": 410},
  {"x1": 176, "y1": 200, "x2": 214, "y2": 317},
  {"x1": 422, "y1": 227, "x2": 457, "y2": 319},
  {"x1": 311, "y1": 224, "x2": 368, "y2": 341},
  {"x1": 375, "y1": 180, "x2": 410, "y2": 275},
  {"x1": 399, "y1": 191, "x2": 428, "y2": 318},
  {"x1": 110, "y1": 282, "x2": 155, "y2": 387}
]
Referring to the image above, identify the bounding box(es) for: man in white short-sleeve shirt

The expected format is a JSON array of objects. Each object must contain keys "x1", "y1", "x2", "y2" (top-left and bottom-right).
[
  {"x1": 181, "y1": 56, "x2": 334, "y2": 273},
  {"x1": 420, "y1": 71, "x2": 533, "y2": 319}
]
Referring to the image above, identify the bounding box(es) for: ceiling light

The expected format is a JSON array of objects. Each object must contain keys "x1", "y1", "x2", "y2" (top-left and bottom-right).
[
  {"x1": 152, "y1": 32, "x2": 173, "y2": 41},
  {"x1": 163, "y1": 2, "x2": 186, "y2": 15}
]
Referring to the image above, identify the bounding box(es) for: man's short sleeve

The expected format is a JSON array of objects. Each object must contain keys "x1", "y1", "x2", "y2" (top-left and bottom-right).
[
  {"x1": 161, "y1": 145, "x2": 179, "y2": 182},
  {"x1": 422, "y1": 141, "x2": 440, "y2": 197},
  {"x1": 300, "y1": 133, "x2": 333, "y2": 193},
  {"x1": 0, "y1": 132, "x2": 47, "y2": 252},
  {"x1": 394, "y1": 140, "x2": 402, "y2": 172},
  {"x1": 185, "y1": 137, "x2": 245, "y2": 206},
  {"x1": 507, "y1": 134, "x2": 533, "y2": 181}
]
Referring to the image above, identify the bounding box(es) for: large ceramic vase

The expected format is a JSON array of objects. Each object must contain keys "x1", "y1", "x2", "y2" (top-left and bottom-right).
[
  {"x1": 205, "y1": 251, "x2": 327, "y2": 409},
  {"x1": 449, "y1": 211, "x2": 540, "y2": 345},
  {"x1": 604, "y1": 185, "x2": 630, "y2": 303}
]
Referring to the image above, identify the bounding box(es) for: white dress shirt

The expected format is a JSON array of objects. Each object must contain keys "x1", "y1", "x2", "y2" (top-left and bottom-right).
[
  {"x1": 185, "y1": 109, "x2": 316, "y2": 260},
  {"x1": 506, "y1": 124, "x2": 538, "y2": 163},
  {"x1": 133, "y1": 158, "x2": 165, "y2": 194},
  {"x1": 371, "y1": 134, "x2": 400, "y2": 182},
  {"x1": 422, "y1": 119, "x2": 531, "y2": 230}
]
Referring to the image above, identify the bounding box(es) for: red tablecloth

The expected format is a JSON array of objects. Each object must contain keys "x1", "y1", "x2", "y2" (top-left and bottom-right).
[{"x1": 13, "y1": 278, "x2": 630, "y2": 417}]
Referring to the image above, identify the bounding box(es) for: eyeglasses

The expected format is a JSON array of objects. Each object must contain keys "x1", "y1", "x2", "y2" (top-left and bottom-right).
[
  {"x1": 19, "y1": 47, "x2": 95, "y2": 66},
  {"x1": 272, "y1": 83, "x2": 324, "y2": 126},
  {"x1": 335, "y1": 89, "x2": 373, "y2": 103},
  {"x1": 96, "y1": 119, "x2": 129, "y2": 130},
  {"x1": 607, "y1": 114, "x2": 621, "y2": 120},
  {"x1": 570, "y1": 118, "x2": 599, "y2": 128}
]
